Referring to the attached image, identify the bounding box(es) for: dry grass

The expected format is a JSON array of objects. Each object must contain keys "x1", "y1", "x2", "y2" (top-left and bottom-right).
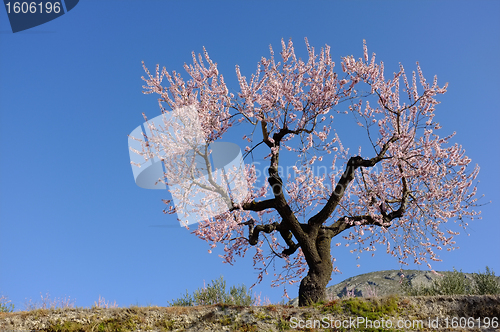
[{"x1": 23, "y1": 292, "x2": 76, "y2": 311}]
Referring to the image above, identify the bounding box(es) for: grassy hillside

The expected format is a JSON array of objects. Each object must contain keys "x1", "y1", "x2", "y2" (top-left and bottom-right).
[{"x1": 2, "y1": 269, "x2": 499, "y2": 331}]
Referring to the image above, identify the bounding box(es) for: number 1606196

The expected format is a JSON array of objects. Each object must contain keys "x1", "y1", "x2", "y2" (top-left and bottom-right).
[
  {"x1": 5, "y1": 2, "x2": 61, "y2": 14},
  {"x1": 443, "y1": 317, "x2": 498, "y2": 329}
]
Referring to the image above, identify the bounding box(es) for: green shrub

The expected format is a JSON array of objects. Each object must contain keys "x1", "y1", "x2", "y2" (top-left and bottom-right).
[
  {"x1": 402, "y1": 266, "x2": 500, "y2": 296},
  {"x1": 168, "y1": 289, "x2": 194, "y2": 306},
  {"x1": 472, "y1": 266, "x2": 500, "y2": 295},
  {"x1": 168, "y1": 275, "x2": 255, "y2": 306},
  {"x1": 0, "y1": 294, "x2": 14, "y2": 313},
  {"x1": 433, "y1": 268, "x2": 474, "y2": 295}
]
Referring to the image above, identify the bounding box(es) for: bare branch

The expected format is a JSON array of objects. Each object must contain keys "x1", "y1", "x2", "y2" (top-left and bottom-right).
[
  {"x1": 231, "y1": 199, "x2": 276, "y2": 212},
  {"x1": 239, "y1": 219, "x2": 300, "y2": 256},
  {"x1": 322, "y1": 214, "x2": 387, "y2": 238}
]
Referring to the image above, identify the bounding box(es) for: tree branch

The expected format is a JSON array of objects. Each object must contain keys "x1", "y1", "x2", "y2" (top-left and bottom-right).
[
  {"x1": 279, "y1": 227, "x2": 300, "y2": 256},
  {"x1": 262, "y1": 126, "x2": 310, "y2": 257},
  {"x1": 322, "y1": 166, "x2": 410, "y2": 238},
  {"x1": 322, "y1": 214, "x2": 388, "y2": 238},
  {"x1": 309, "y1": 134, "x2": 398, "y2": 227},
  {"x1": 231, "y1": 199, "x2": 276, "y2": 212},
  {"x1": 239, "y1": 219, "x2": 300, "y2": 256}
]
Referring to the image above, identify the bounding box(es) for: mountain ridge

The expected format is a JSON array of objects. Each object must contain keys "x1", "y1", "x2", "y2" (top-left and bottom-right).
[{"x1": 288, "y1": 269, "x2": 500, "y2": 306}]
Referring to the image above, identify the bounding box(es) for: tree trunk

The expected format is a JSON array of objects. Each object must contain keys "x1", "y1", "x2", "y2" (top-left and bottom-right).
[{"x1": 298, "y1": 230, "x2": 333, "y2": 306}]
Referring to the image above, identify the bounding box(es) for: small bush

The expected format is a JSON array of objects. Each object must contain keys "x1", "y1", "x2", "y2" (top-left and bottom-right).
[
  {"x1": 168, "y1": 289, "x2": 194, "y2": 306},
  {"x1": 0, "y1": 294, "x2": 14, "y2": 312},
  {"x1": 401, "y1": 266, "x2": 500, "y2": 296},
  {"x1": 434, "y1": 268, "x2": 474, "y2": 295},
  {"x1": 472, "y1": 266, "x2": 500, "y2": 295},
  {"x1": 169, "y1": 275, "x2": 255, "y2": 306}
]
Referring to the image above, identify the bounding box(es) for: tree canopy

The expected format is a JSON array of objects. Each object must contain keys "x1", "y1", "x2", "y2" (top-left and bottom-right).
[{"x1": 138, "y1": 39, "x2": 480, "y2": 304}]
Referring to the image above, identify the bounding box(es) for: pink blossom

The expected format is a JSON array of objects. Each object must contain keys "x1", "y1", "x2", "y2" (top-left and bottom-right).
[{"x1": 139, "y1": 39, "x2": 481, "y2": 297}]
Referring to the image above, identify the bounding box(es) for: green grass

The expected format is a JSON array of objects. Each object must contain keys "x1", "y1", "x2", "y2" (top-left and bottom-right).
[
  {"x1": 0, "y1": 294, "x2": 14, "y2": 313},
  {"x1": 401, "y1": 266, "x2": 500, "y2": 296},
  {"x1": 168, "y1": 275, "x2": 255, "y2": 306}
]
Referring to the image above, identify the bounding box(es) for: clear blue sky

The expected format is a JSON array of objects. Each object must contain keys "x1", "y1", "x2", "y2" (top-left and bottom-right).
[{"x1": 1, "y1": 1, "x2": 499, "y2": 309}]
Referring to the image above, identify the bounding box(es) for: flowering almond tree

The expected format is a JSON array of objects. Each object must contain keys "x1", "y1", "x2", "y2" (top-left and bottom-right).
[{"x1": 140, "y1": 39, "x2": 480, "y2": 306}]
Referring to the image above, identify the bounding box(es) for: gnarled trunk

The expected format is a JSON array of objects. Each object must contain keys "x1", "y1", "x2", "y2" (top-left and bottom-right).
[{"x1": 298, "y1": 229, "x2": 333, "y2": 306}]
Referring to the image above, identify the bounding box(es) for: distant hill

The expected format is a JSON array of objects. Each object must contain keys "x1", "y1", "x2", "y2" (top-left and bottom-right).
[{"x1": 288, "y1": 269, "x2": 500, "y2": 306}]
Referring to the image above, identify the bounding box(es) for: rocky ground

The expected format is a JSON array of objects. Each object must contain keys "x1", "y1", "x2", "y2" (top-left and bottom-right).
[
  {"x1": 2, "y1": 270, "x2": 499, "y2": 331},
  {"x1": 1, "y1": 295, "x2": 499, "y2": 331}
]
